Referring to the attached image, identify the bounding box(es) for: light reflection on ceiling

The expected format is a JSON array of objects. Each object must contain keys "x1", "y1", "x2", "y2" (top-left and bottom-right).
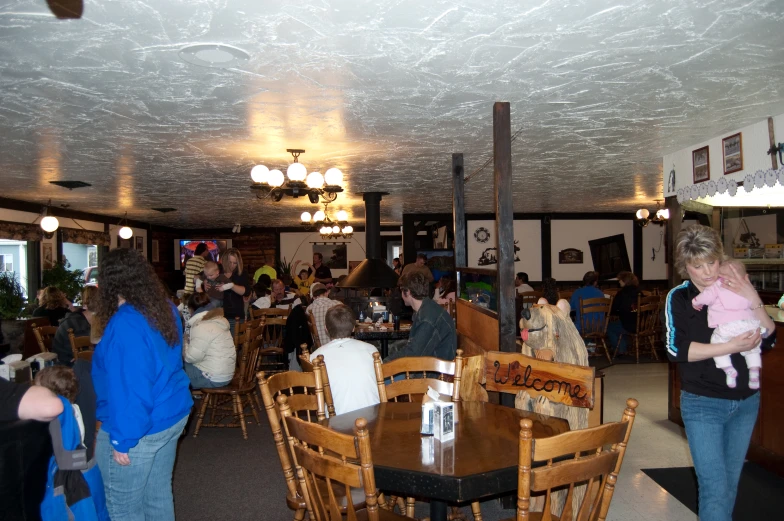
[{"x1": 0, "y1": 0, "x2": 783, "y2": 228}]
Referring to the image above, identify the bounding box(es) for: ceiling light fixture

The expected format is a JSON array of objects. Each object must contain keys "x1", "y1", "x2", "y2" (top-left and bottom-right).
[
  {"x1": 34, "y1": 200, "x2": 59, "y2": 237},
  {"x1": 250, "y1": 149, "x2": 344, "y2": 204},
  {"x1": 636, "y1": 199, "x2": 670, "y2": 227},
  {"x1": 301, "y1": 203, "x2": 353, "y2": 239},
  {"x1": 118, "y1": 212, "x2": 133, "y2": 240}
]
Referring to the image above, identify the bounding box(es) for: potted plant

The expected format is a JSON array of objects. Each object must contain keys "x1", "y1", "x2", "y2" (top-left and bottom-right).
[
  {"x1": 276, "y1": 256, "x2": 294, "y2": 286},
  {"x1": 42, "y1": 261, "x2": 85, "y2": 302},
  {"x1": 0, "y1": 272, "x2": 26, "y2": 353}
]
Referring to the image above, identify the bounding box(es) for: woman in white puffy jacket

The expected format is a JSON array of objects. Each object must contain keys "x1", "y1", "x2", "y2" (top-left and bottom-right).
[{"x1": 183, "y1": 292, "x2": 236, "y2": 388}]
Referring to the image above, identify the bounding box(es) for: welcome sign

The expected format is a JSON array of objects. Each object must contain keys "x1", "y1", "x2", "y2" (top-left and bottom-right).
[{"x1": 484, "y1": 351, "x2": 595, "y2": 409}]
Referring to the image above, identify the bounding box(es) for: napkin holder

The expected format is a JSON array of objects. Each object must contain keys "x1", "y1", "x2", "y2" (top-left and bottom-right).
[{"x1": 420, "y1": 386, "x2": 455, "y2": 442}]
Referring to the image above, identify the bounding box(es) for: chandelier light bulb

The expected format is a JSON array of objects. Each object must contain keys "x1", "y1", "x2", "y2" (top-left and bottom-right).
[
  {"x1": 342, "y1": 226, "x2": 352, "y2": 234},
  {"x1": 250, "y1": 164, "x2": 270, "y2": 184},
  {"x1": 306, "y1": 171, "x2": 324, "y2": 189},
  {"x1": 656, "y1": 208, "x2": 670, "y2": 220},
  {"x1": 332, "y1": 225, "x2": 340, "y2": 234},
  {"x1": 313, "y1": 210, "x2": 326, "y2": 222},
  {"x1": 320, "y1": 226, "x2": 330, "y2": 235},
  {"x1": 287, "y1": 162, "x2": 307, "y2": 182},
  {"x1": 336, "y1": 210, "x2": 348, "y2": 222},
  {"x1": 324, "y1": 168, "x2": 343, "y2": 186},
  {"x1": 268, "y1": 169, "x2": 285, "y2": 187},
  {"x1": 119, "y1": 226, "x2": 133, "y2": 240},
  {"x1": 40, "y1": 215, "x2": 59, "y2": 233},
  {"x1": 636, "y1": 209, "x2": 650, "y2": 220},
  {"x1": 300, "y1": 211, "x2": 312, "y2": 223}
]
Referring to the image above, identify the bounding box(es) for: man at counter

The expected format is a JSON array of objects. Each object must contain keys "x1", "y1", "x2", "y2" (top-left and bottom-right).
[
  {"x1": 309, "y1": 253, "x2": 333, "y2": 284},
  {"x1": 385, "y1": 272, "x2": 455, "y2": 361},
  {"x1": 400, "y1": 253, "x2": 434, "y2": 284}
]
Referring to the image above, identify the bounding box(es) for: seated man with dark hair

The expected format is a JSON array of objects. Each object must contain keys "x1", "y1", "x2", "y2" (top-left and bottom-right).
[
  {"x1": 309, "y1": 305, "x2": 380, "y2": 415},
  {"x1": 385, "y1": 272, "x2": 456, "y2": 361},
  {"x1": 515, "y1": 272, "x2": 534, "y2": 294}
]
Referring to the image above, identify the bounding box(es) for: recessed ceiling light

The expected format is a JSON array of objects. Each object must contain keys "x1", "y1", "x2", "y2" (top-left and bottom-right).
[
  {"x1": 152, "y1": 207, "x2": 178, "y2": 213},
  {"x1": 179, "y1": 44, "x2": 250, "y2": 69},
  {"x1": 49, "y1": 180, "x2": 91, "y2": 190}
]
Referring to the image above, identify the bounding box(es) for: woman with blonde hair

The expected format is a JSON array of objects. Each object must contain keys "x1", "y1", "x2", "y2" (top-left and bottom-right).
[
  {"x1": 33, "y1": 286, "x2": 71, "y2": 326},
  {"x1": 219, "y1": 247, "x2": 251, "y2": 332},
  {"x1": 666, "y1": 224, "x2": 774, "y2": 521}
]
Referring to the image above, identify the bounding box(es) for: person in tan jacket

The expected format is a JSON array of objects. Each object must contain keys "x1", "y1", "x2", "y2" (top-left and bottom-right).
[{"x1": 183, "y1": 292, "x2": 236, "y2": 389}]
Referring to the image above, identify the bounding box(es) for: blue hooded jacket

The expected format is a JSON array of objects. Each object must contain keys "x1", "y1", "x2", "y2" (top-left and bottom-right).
[{"x1": 92, "y1": 303, "x2": 192, "y2": 453}]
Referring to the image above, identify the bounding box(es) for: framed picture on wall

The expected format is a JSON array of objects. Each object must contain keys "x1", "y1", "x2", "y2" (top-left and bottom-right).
[
  {"x1": 118, "y1": 235, "x2": 131, "y2": 249},
  {"x1": 692, "y1": 146, "x2": 710, "y2": 183},
  {"x1": 42, "y1": 243, "x2": 54, "y2": 270},
  {"x1": 135, "y1": 236, "x2": 144, "y2": 251},
  {"x1": 152, "y1": 240, "x2": 159, "y2": 262},
  {"x1": 722, "y1": 133, "x2": 743, "y2": 175}
]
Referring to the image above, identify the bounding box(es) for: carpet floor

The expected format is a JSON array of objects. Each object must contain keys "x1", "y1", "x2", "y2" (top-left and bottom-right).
[{"x1": 642, "y1": 462, "x2": 784, "y2": 520}]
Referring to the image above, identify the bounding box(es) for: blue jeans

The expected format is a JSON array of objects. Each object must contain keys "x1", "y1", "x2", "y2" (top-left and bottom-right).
[
  {"x1": 606, "y1": 321, "x2": 629, "y2": 355},
  {"x1": 680, "y1": 390, "x2": 759, "y2": 521},
  {"x1": 183, "y1": 362, "x2": 230, "y2": 389},
  {"x1": 97, "y1": 414, "x2": 189, "y2": 521}
]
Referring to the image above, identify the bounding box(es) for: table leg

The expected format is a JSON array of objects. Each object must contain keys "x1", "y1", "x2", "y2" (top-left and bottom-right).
[{"x1": 430, "y1": 500, "x2": 448, "y2": 521}]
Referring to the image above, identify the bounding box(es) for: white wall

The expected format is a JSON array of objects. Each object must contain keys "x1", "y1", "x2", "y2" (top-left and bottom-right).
[
  {"x1": 642, "y1": 224, "x2": 668, "y2": 280},
  {"x1": 664, "y1": 117, "x2": 776, "y2": 195},
  {"x1": 550, "y1": 220, "x2": 634, "y2": 281},
  {"x1": 466, "y1": 220, "x2": 542, "y2": 280},
  {"x1": 279, "y1": 231, "x2": 400, "y2": 278}
]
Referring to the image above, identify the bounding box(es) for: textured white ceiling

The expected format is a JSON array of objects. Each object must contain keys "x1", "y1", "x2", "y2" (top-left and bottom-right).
[{"x1": 1, "y1": 0, "x2": 783, "y2": 228}]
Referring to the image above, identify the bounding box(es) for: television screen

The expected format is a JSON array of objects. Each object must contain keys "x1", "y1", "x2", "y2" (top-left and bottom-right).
[{"x1": 175, "y1": 240, "x2": 231, "y2": 270}]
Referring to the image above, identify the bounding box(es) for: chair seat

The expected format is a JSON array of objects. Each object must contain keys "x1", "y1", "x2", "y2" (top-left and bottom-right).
[
  {"x1": 500, "y1": 514, "x2": 552, "y2": 521},
  {"x1": 260, "y1": 347, "x2": 285, "y2": 355},
  {"x1": 200, "y1": 382, "x2": 256, "y2": 395}
]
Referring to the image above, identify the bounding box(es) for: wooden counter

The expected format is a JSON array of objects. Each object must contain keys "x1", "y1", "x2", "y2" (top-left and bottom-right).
[{"x1": 668, "y1": 305, "x2": 784, "y2": 476}]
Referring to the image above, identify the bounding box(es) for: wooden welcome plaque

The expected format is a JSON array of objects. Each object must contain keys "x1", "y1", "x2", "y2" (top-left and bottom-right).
[{"x1": 484, "y1": 351, "x2": 595, "y2": 409}]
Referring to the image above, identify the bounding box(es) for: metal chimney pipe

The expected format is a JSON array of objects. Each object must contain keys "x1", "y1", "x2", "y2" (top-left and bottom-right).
[{"x1": 363, "y1": 192, "x2": 385, "y2": 259}]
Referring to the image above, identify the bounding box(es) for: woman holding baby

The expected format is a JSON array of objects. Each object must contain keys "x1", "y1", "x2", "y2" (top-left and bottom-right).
[{"x1": 666, "y1": 224, "x2": 774, "y2": 521}]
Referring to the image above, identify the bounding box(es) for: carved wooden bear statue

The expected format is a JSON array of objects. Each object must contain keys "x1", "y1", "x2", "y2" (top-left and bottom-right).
[{"x1": 516, "y1": 299, "x2": 590, "y2": 518}]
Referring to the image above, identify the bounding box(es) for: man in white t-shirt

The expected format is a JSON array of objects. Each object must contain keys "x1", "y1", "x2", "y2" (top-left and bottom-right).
[
  {"x1": 309, "y1": 304, "x2": 380, "y2": 415},
  {"x1": 252, "y1": 279, "x2": 302, "y2": 310},
  {"x1": 515, "y1": 272, "x2": 535, "y2": 294}
]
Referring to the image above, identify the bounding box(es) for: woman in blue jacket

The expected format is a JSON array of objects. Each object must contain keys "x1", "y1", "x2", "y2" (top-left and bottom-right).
[{"x1": 92, "y1": 248, "x2": 192, "y2": 521}]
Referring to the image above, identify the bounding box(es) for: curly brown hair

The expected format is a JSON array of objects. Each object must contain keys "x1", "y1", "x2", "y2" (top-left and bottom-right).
[
  {"x1": 35, "y1": 366, "x2": 79, "y2": 403},
  {"x1": 94, "y1": 248, "x2": 180, "y2": 347}
]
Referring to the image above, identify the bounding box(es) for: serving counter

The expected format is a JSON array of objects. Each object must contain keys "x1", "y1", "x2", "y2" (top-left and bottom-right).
[{"x1": 668, "y1": 305, "x2": 784, "y2": 476}]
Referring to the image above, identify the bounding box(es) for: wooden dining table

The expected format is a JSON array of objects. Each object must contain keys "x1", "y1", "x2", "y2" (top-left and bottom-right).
[{"x1": 321, "y1": 400, "x2": 570, "y2": 521}]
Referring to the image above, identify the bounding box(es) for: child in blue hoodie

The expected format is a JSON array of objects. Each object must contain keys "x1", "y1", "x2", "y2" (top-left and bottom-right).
[{"x1": 91, "y1": 248, "x2": 192, "y2": 521}]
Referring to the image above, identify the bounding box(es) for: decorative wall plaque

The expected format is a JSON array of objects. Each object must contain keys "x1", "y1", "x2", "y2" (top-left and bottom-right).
[{"x1": 558, "y1": 248, "x2": 583, "y2": 264}]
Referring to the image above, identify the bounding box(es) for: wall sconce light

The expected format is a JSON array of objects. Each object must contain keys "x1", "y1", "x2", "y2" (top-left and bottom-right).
[
  {"x1": 232, "y1": 223, "x2": 241, "y2": 234},
  {"x1": 636, "y1": 200, "x2": 670, "y2": 227}
]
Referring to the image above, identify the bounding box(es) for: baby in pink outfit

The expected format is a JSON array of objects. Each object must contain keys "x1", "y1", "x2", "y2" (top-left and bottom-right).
[{"x1": 692, "y1": 259, "x2": 764, "y2": 389}]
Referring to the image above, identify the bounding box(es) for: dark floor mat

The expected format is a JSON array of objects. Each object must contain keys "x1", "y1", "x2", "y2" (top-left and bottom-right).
[{"x1": 642, "y1": 462, "x2": 784, "y2": 520}]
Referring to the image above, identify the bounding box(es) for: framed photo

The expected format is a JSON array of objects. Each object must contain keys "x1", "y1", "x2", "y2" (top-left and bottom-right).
[
  {"x1": 692, "y1": 146, "x2": 710, "y2": 184},
  {"x1": 135, "y1": 236, "x2": 144, "y2": 251},
  {"x1": 152, "y1": 240, "x2": 159, "y2": 262},
  {"x1": 312, "y1": 243, "x2": 347, "y2": 270},
  {"x1": 118, "y1": 235, "x2": 131, "y2": 249},
  {"x1": 42, "y1": 242, "x2": 54, "y2": 270},
  {"x1": 558, "y1": 248, "x2": 584, "y2": 264},
  {"x1": 722, "y1": 132, "x2": 743, "y2": 175}
]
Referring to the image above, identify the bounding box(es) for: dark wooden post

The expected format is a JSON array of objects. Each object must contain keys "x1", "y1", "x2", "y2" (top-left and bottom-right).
[
  {"x1": 493, "y1": 102, "x2": 516, "y2": 353},
  {"x1": 768, "y1": 116, "x2": 778, "y2": 170},
  {"x1": 452, "y1": 153, "x2": 466, "y2": 268},
  {"x1": 666, "y1": 196, "x2": 682, "y2": 288}
]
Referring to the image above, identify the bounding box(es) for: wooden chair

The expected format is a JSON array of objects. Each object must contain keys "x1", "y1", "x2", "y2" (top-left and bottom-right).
[
  {"x1": 373, "y1": 350, "x2": 466, "y2": 519},
  {"x1": 234, "y1": 317, "x2": 263, "y2": 348},
  {"x1": 68, "y1": 328, "x2": 94, "y2": 362},
  {"x1": 579, "y1": 297, "x2": 613, "y2": 363},
  {"x1": 259, "y1": 368, "x2": 344, "y2": 521},
  {"x1": 519, "y1": 291, "x2": 544, "y2": 310},
  {"x1": 31, "y1": 323, "x2": 57, "y2": 353},
  {"x1": 614, "y1": 295, "x2": 660, "y2": 364},
  {"x1": 559, "y1": 290, "x2": 574, "y2": 303},
  {"x1": 250, "y1": 305, "x2": 291, "y2": 321},
  {"x1": 306, "y1": 310, "x2": 322, "y2": 348},
  {"x1": 506, "y1": 398, "x2": 638, "y2": 521},
  {"x1": 297, "y1": 346, "x2": 337, "y2": 418},
  {"x1": 278, "y1": 395, "x2": 409, "y2": 521},
  {"x1": 373, "y1": 350, "x2": 463, "y2": 403},
  {"x1": 193, "y1": 331, "x2": 263, "y2": 439},
  {"x1": 259, "y1": 314, "x2": 289, "y2": 375}
]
